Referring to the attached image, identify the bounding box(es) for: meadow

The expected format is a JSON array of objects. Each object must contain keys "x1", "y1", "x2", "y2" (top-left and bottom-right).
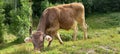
[{"x1": 0, "y1": 12, "x2": 120, "y2": 54}]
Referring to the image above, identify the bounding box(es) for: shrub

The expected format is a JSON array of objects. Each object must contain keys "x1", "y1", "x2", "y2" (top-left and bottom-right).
[
  {"x1": 0, "y1": 0, "x2": 5, "y2": 43},
  {"x1": 59, "y1": 30, "x2": 82, "y2": 41},
  {"x1": 82, "y1": 0, "x2": 120, "y2": 15},
  {"x1": 7, "y1": 0, "x2": 31, "y2": 43}
]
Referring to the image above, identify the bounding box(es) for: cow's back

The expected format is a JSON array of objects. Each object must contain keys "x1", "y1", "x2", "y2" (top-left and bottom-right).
[{"x1": 44, "y1": 3, "x2": 84, "y2": 30}]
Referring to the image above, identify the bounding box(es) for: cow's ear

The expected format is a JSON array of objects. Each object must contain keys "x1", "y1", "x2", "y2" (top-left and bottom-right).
[
  {"x1": 24, "y1": 37, "x2": 32, "y2": 43},
  {"x1": 45, "y1": 35, "x2": 52, "y2": 41}
]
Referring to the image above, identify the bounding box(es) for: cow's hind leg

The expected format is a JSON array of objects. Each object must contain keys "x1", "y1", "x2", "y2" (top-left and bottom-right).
[
  {"x1": 72, "y1": 21, "x2": 78, "y2": 41},
  {"x1": 81, "y1": 23, "x2": 87, "y2": 40},
  {"x1": 76, "y1": 18, "x2": 87, "y2": 40}
]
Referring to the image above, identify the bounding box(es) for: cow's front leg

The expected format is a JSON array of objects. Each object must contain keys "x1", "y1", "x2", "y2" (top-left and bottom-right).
[
  {"x1": 47, "y1": 38, "x2": 53, "y2": 47},
  {"x1": 46, "y1": 28, "x2": 59, "y2": 47},
  {"x1": 46, "y1": 32, "x2": 54, "y2": 47}
]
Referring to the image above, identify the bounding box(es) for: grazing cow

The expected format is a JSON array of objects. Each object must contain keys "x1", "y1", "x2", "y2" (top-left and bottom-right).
[{"x1": 31, "y1": 3, "x2": 87, "y2": 51}]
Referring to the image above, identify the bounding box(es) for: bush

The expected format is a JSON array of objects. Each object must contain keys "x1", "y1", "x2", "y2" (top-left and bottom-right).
[
  {"x1": 59, "y1": 30, "x2": 82, "y2": 41},
  {"x1": 0, "y1": 0, "x2": 31, "y2": 43},
  {"x1": 82, "y1": 0, "x2": 120, "y2": 14},
  {"x1": 48, "y1": 0, "x2": 82, "y2": 4},
  {"x1": 7, "y1": 0, "x2": 30, "y2": 43},
  {"x1": 0, "y1": 1, "x2": 5, "y2": 43},
  {"x1": 0, "y1": 12, "x2": 5, "y2": 43}
]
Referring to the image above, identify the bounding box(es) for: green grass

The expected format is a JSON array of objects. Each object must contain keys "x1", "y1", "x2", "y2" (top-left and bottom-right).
[{"x1": 0, "y1": 12, "x2": 120, "y2": 54}]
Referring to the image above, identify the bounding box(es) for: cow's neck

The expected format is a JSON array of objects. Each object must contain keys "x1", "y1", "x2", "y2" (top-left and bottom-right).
[{"x1": 37, "y1": 16, "x2": 46, "y2": 33}]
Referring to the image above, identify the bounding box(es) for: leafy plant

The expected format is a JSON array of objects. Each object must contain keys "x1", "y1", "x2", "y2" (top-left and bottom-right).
[
  {"x1": 0, "y1": 0, "x2": 5, "y2": 43},
  {"x1": 8, "y1": 0, "x2": 30, "y2": 43}
]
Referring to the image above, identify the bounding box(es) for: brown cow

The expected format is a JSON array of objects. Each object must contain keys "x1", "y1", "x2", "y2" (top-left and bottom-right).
[{"x1": 31, "y1": 3, "x2": 87, "y2": 51}]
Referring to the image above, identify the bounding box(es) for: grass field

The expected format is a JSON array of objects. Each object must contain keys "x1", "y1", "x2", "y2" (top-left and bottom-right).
[{"x1": 0, "y1": 12, "x2": 120, "y2": 54}]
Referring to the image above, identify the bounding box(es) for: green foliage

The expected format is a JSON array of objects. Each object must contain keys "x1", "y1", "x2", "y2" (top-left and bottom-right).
[
  {"x1": 3, "y1": 3, "x2": 12, "y2": 25},
  {"x1": 41, "y1": 0, "x2": 54, "y2": 10},
  {"x1": 0, "y1": 0, "x2": 5, "y2": 43},
  {"x1": 3, "y1": 0, "x2": 22, "y2": 25},
  {"x1": 60, "y1": 30, "x2": 73, "y2": 41},
  {"x1": 31, "y1": 0, "x2": 41, "y2": 18},
  {"x1": 48, "y1": 0, "x2": 82, "y2": 4},
  {"x1": 82, "y1": 0, "x2": 120, "y2": 14},
  {"x1": 32, "y1": 0, "x2": 120, "y2": 17},
  {"x1": 0, "y1": 0, "x2": 31, "y2": 43},
  {"x1": 7, "y1": 0, "x2": 30, "y2": 42},
  {"x1": 32, "y1": 0, "x2": 54, "y2": 27},
  {"x1": 32, "y1": 0, "x2": 54, "y2": 18},
  {"x1": 59, "y1": 30, "x2": 82, "y2": 41},
  {"x1": 0, "y1": 13, "x2": 4, "y2": 43}
]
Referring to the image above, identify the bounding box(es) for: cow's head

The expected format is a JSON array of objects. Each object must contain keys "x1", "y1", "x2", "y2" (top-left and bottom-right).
[
  {"x1": 24, "y1": 31, "x2": 53, "y2": 51},
  {"x1": 31, "y1": 31, "x2": 44, "y2": 51}
]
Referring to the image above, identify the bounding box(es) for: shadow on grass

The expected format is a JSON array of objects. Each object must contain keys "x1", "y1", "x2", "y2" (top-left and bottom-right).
[
  {"x1": 7, "y1": 49, "x2": 31, "y2": 54},
  {"x1": 0, "y1": 39, "x2": 23, "y2": 50},
  {"x1": 43, "y1": 45, "x2": 58, "y2": 51}
]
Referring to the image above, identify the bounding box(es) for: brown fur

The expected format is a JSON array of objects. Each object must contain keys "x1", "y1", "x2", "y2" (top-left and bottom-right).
[{"x1": 32, "y1": 3, "x2": 87, "y2": 51}]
